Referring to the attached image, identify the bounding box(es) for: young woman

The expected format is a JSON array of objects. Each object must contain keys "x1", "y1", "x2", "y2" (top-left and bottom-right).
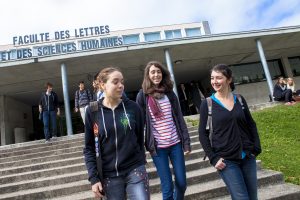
[
  {"x1": 84, "y1": 67, "x2": 149, "y2": 200},
  {"x1": 273, "y1": 77, "x2": 294, "y2": 105},
  {"x1": 198, "y1": 64, "x2": 261, "y2": 200},
  {"x1": 136, "y1": 61, "x2": 191, "y2": 200},
  {"x1": 287, "y1": 77, "x2": 300, "y2": 96}
]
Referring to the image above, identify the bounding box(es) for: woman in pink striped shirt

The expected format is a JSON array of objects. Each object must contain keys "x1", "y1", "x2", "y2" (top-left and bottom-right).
[{"x1": 136, "y1": 61, "x2": 191, "y2": 200}]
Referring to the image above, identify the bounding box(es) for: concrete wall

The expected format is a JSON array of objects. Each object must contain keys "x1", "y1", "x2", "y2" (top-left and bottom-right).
[{"x1": 0, "y1": 96, "x2": 33, "y2": 145}]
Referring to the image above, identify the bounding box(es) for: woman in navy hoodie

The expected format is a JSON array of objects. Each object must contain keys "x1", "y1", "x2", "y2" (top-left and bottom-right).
[
  {"x1": 84, "y1": 67, "x2": 149, "y2": 199},
  {"x1": 136, "y1": 61, "x2": 191, "y2": 200}
]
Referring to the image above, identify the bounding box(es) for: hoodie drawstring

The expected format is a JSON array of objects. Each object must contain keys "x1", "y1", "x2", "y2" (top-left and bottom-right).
[
  {"x1": 100, "y1": 107, "x2": 108, "y2": 138},
  {"x1": 122, "y1": 102, "x2": 132, "y2": 130}
]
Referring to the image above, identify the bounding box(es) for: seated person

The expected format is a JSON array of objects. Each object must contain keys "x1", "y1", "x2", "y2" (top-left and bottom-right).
[
  {"x1": 286, "y1": 77, "x2": 300, "y2": 96},
  {"x1": 273, "y1": 77, "x2": 295, "y2": 105}
]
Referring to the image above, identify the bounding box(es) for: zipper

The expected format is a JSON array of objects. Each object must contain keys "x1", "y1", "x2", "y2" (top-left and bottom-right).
[{"x1": 112, "y1": 110, "x2": 119, "y2": 176}]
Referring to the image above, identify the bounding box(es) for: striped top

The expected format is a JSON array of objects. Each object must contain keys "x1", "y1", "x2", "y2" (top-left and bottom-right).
[{"x1": 149, "y1": 95, "x2": 180, "y2": 148}]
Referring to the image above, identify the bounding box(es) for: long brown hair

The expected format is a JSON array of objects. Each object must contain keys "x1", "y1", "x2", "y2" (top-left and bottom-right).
[{"x1": 142, "y1": 61, "x2": 173, "y2": 94}]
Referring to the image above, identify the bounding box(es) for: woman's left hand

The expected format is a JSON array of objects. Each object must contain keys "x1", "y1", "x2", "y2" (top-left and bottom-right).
[{"x1": 184, "y1": 150, "x2": 191, "y2": 155}]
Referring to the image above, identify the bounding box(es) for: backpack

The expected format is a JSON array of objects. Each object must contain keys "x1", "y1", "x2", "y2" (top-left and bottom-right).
[
  {"x1": 89, "y1": 101, "x2": 103, "y2": 182},
  {"x1": 205, "y1": 94, "x2": 245, "y2": 148}
]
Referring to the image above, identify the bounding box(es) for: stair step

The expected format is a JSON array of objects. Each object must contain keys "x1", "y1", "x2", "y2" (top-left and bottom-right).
[
  {"x1": 151, "y1": 169, "x2": 285, "y2": 200},
  {"x1": 211, "y1": 183, "x2": 300, "y2": 200}
]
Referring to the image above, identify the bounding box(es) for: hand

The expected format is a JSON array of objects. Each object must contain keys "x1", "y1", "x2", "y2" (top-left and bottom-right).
[
  {"x1": 39, "y1": 107, "x2": 42, "y2": 113},
  {"x1": 215, "y1": 158, "x2": 226, "y2": 170},
  {"x1": 92, "y1": 182, "x2": 104, "y2": 198},
  {"x1": 57, "y1": 110, "x2": 60, "y2": 116},
  {"x1": 184, "y1": 150, "x2": 191, "y2": 155},
  {"x1": 75, "y1": 108, "x2": 79, "y2": 113}
]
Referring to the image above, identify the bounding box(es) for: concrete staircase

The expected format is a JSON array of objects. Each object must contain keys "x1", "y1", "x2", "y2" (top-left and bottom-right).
[{"x1": 0, "y1": 125, "x2": 299, "y2": 200}]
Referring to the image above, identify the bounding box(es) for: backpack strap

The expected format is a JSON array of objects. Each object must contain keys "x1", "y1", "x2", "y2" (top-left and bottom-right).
[
  {"x1": 206, "y1": 97, "x2": 213, "y2": 147},
  {"x1": 235, "y1": 94, "x2": 245, "y2": 110},
  {"x1": 89, "y1": 101, "x2": 99, "y2": 112}
]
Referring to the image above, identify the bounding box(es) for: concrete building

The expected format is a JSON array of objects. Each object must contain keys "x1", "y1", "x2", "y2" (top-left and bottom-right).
[{"x1": 0, "y1": 21, "x2": 300, "y2": 145}]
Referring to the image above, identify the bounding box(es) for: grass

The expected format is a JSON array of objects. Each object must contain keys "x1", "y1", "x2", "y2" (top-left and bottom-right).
[
  {"x1": 253, "y1": 103, "x2": 300, "y2": 185},
  {"x1": 187, "y1": 103, "x2": 300, "y2": 185}
]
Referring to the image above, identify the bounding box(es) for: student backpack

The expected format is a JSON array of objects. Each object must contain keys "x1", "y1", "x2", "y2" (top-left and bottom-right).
[{"x1": 89, "y1": 101, "x2": 104, "y2": 182}]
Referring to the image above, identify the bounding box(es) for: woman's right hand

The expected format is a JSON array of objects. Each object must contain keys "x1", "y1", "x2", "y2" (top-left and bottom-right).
[
  {"x1": 92, "y1": 182, "x2": 104, "y2": 198},
  {"x1": 215, "y1": 158, "x2": 226, "y2": 170}
]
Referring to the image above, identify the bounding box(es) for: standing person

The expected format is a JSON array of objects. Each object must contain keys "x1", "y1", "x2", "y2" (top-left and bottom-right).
[
  {"x1": 198, "y1": 64, "x2": 261, "y2": 200},
  {"x1": 189, "y1": 81, "x2": 203, "y2": 113},
  {"x1": 92, "y1": 73, "x2": 105, "y2": 101},
  {"x1": 39, "y1": 82, "x2": 60, "y2": 143},
  {"x1": 273, "y1": 77, "x2": 294, "y2": 105},
  {"x1": 136, "y1": 61, "x2": 191, "y2": 200},
  {"x1": 84, "y1": 67, "x2": 149, "y2": 200},
  {"x1": 75, "y1": 81, "x2": 93, "y2": 124}
]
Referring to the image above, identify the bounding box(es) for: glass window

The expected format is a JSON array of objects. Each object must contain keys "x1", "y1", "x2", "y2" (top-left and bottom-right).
[
  {"x1": 123, "y1": 34, "x2": 140, "y2": 44},
  {"x1": 289, "y1": 56, "x2": 300, "y2": 76},
  {"x1": 144, "y1": 32, "x2": 161, "y2": 42},
  {"x1": 185, "y1": 28, "x2": 201, "y2": 37},
  {"x1": 165, "y1": 29, "x2": 182, "y2": 39},
  {"x1": 230, "y1": 60, "x2": 284, "y2": 84}
]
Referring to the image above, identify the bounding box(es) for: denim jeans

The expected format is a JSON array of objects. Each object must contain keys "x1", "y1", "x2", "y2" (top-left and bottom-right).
[
  {"x1": 102, "y1": 165, "x2": 149, "y2": 200},
  {"x1": 152, "y1": 142, "x2": 187, "y2": 200},
  {"x1": 42, "y1": 110, "x2": 57, "y2": 140},
  {"x1": 218, "y1": 155, "x2": 258, "y2": 200}
]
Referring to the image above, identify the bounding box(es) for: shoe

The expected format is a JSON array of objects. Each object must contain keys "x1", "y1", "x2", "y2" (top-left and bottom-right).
[
  {"x1": 52, "y1": 136, "x2": 57, "y2": 141},
  {"x1": 45, "y1": 139, "x2": 51, "y2": 144}
]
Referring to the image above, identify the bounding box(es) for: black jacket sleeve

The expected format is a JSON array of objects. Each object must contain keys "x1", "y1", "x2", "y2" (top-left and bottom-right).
[
  {"x1": 198, "y1": 100, "x2": 221, "y2": 166},
  {"x1": 172, "y1": 92, "x2": 191, "y2": 152},
  {"x1": 83, "y1": 107, "x2": 100, "y2": 185},
  {"x1": 241, "y1": 96, "x2": 262, "y2": 156},
  {"x1": 134, "y1": 103, "x2": 145, "y2": 152},
  {"x1": 136, "y1": 90, "x2": 146, "y2": 116},
  {"x1": 273, "y1": 84, "x2": 283, "y2": 99}
]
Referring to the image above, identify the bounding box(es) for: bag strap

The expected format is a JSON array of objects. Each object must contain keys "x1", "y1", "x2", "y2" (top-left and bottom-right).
[
  {"x1": 235, "y1": 94, "x2": 245, "y2": 110},
  {"x1": 205, "y1": 97, "x2": 213, "y2": 147}
]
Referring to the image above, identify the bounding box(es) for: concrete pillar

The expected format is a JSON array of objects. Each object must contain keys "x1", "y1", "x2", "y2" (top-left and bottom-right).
[
  {"x1": 281, "y1": 57, "x2": 293, "y2": 78},
  {"x1": 61, "y1": 63, "x2": 73, "y2": 136},
  {"x1": 164, "y1": 49, "x2": 179, "y2": 97},
  {"x1": 0, "y1": 95, "x2": 6, "y2": 145},
  {"x1": 256, "y1": 39, "x2": 274, "y2": 101}
]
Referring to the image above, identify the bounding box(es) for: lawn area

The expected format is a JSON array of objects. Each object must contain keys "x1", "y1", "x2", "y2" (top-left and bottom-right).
[{"x1": 253, "y1": 103, "x2": 300, "y2": 185}]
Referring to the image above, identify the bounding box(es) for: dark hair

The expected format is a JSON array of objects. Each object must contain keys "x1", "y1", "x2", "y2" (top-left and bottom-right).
[
  {"x1": 79, "y1": 81, "x2": 84, "y2": 84},
  {"x1": 276, "y1": 76, "x2": 284, "y2": 84},
  {"x1": 211, "y1": 64, "x2": 235, "y2": 91},
  {"x1": 142, "y1": 61, "x2": 173, "y2": 94},
  {"x1": 97, "y1": 67, "x2": 122, "y2": 84},
  {"x1": 45, "y1": 82, "x2": 53, "y2": 89}
]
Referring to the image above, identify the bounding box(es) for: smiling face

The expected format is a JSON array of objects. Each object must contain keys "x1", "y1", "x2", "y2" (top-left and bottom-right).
[
  {"x1": 211, "y1": 70, "x2": 232, "y2": 93},
  {"x1": 101, "y1": 71, "x2": 124, "y2": 99},
  {"x1": 149, "y1": 65, "x2": 162, "y2": 86}
]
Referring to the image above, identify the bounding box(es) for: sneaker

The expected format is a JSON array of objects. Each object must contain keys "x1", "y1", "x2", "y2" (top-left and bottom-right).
[
  {"x1": 52, "y1": 136, "x2": 57, "y2": 141},
  {"x1": 45, "y1": 139, "x2": 51, "y2": 144}
]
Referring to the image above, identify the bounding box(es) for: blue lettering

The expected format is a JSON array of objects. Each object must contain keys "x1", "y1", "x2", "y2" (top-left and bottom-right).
[
  {"x1": 54, "y1": 31, "x2": 60, "y2": 40},
  {"x1": 100, "y1": 26, "x2": 105, "y2": 34},
  {"x1": 37, "y1": 47, "x2": 43, "y2": 56},
  {"x1": 71, "y1": 42, "x2": 76, "y2": 51},
  {"x1": 89, "y1": 27, "x2": 94, "y2": 35},
  {"x1": 45, "y1": 33, "x2": 50, "y2": 41},
  {"x1": 79, "y1": 28, "x2": 84, "y2": 37},
  {"x1": 105, "y1": 25, "x2": 109, "y2": 34},
  {"x1": 118, "y1": 37, "x2": 123, "y2": 45},
  {"x1": 1, "y1": 51, "x2": 6, "y2": 61},
  {"x1": 65, "y1": 30, "x2": 70, "y2": 39},
  {"x1": 13, "y1": 37, "x2": 17, "y2": 45},
  {"x1": 94, "y1": 27, "x2": 100, "y2": 35},
  {"x1": 80, "y1": 41, "x2": 87, "y2": 50},
  {"x1": 24, "y1": 35, "x2": 29, "y2": 44}
]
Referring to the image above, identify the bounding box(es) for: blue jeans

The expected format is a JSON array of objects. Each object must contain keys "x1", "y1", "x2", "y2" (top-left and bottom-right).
[
  {"x1": 152, "y1": 142, "x2": 187, "y2": 200},
  {"x1": 102, "y1": 165, "x2": 149, "y2": 200},
  {"x1": 219, "y1": 155, "x2": 258, "y2": 200},
  {"x1": 42, "y1": 111, "x2": 57, "y2": 140}
]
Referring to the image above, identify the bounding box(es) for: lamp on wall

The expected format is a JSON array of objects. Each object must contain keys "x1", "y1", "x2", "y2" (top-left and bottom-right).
[{"x1": 174, "y1": 60, "x2": 183, "y2": 65}]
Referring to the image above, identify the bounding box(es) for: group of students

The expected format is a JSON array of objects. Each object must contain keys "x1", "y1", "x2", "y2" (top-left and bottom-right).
[
  {"x1": 83, "y1": 62, "x2": 261, "y2": 200},
  {"x1": 273, "y1": 76, "x2": 300, "y2": 105}
]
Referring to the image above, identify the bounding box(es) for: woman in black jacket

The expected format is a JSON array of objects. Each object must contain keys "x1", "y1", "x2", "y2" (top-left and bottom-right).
[
  {"x1": 273, "y1": 77, "x2": 294, "y2": 105},
  {"x1": 199, "y1": 64, "x2": 261, "y2": 200},
  {"x1": 84, "y1": 67, "x2": 149, "y2": 199},
  {"x1": 136, "y1": 61, "x2": 191, "y2": 200}
]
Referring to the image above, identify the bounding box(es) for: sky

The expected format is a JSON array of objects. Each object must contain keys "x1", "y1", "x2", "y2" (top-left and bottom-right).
[{"x1": 1, "y1": 0, "x2": 300, "y2": 45}]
